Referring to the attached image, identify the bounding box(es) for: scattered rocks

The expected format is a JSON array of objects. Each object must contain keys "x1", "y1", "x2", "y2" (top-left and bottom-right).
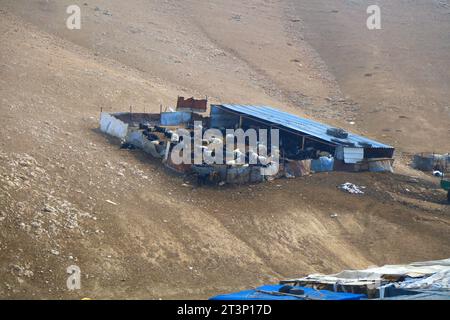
[
  {"x1": 94, "y1": 6, "x2": 112, "y2": 16},
  {"x1": 42, "y1": 205, "x2": 55, "y2": 213},
  {"x1": 10, "y1": 264, "x2": 34, "y2": 278},
  {"x1": 231, "y1": 14, "x2": 241, "y2": 22}
]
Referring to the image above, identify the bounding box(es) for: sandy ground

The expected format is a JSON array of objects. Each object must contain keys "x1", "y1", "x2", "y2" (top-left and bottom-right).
[
  {"x1": 288, "y1": 0, "x2": 450, "y2": 153},
  {"x1": 0, "y1": 1, "x2": 449, "y2": 299}
]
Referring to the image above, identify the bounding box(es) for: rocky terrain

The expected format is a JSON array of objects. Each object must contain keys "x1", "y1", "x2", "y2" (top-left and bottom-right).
[{"x1": 0, "y1": 1, "x2": 449, "y2": 299}]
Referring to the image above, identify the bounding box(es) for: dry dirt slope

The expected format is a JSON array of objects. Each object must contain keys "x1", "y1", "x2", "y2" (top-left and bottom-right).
[
  {"x1": 287, "y1": 0, "x2": 450, "y2": 153},
  {"x1": 0, "y1": 6, "x2": 449, "y2": 299},
  {"x1": 0, "y1": 0, "x2": 356, "y2": 125}
]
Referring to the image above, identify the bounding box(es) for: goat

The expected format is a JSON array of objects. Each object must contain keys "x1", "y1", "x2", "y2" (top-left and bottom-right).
[
  {"x1": 144, "y1": 132, "x2": 160, "y2": 141},
  {"x1": 154, "y1": 125, "x2": 166, "y2": 133},
  {"x1": 248, "y1": 150, "x2": 259, "y2": 164},
  {"x1": 195, "y1": 145, "x2": 209, "y2": 153},
  {"x1": 233, "y1": 148, "x2": 244, "y2": 157},
  {"x1": 258, "y1": 155, "x2": 269, "y2": 165},
  {"x1": 170, "y1": 132, "x2": 180, "y2": 143},
  {"x1": 208, "y1": 137, "x2": 223, "y2": 145},
  {"x1": 257, "y1": 143, "x2": 268, "y2": 155},
  {"x1": 225, "y1": 133, "x2": 235, "y2": 142},
  {"x1": 204, "y1": 149, "x2": 215, "y2": 158},
  {"x1": 271, "y1": 147, "x2": 280, "y2": 158}
]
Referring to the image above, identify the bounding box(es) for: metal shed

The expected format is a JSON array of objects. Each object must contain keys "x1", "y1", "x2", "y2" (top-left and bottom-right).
[{"x1": 210, "y1": 104, "x2": 395, "y2": 161}]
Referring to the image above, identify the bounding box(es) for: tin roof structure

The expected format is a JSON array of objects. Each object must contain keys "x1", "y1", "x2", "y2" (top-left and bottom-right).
[{"x1": 212, "y1": 104, "x2": 394, "y2": 150}]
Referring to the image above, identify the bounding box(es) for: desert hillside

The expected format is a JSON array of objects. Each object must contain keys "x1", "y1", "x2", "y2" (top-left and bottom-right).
[{"x1": 0, "y1": 1, "x2": 449, "y2": 299}]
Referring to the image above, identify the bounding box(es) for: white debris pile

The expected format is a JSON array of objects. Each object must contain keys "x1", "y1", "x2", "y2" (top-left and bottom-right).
[
  {"x1": 339, "y1": 182, "x2": 366, "y2": 194},
  {"x1": 397, "y1": 270, "x2": 450, "y2": 291}
]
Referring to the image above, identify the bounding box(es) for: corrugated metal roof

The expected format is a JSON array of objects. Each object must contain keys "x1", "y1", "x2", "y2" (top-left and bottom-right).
[{"x1": 212, "y1": 104, "x2": 393, "y2": 149}]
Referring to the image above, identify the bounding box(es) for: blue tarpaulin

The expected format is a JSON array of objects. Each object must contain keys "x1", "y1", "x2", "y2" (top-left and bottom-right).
[{"x1": 209, "y1": 285, "x2": 366, "y2": 301}]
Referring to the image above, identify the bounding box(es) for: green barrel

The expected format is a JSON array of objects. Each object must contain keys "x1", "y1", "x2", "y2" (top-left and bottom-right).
[{"x1": 441, "y1": 179, "x2": 450, "y2": 191}]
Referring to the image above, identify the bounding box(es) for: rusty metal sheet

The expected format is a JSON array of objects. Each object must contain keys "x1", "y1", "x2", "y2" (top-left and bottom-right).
[{"x1": 177, "y1": 96, "x2": 207, "y2": 112}]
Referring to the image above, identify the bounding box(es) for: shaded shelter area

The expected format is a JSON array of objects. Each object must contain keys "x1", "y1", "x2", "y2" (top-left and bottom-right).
[{"x1": 210, "y1": 104, "x2": 395, "y2": 169}]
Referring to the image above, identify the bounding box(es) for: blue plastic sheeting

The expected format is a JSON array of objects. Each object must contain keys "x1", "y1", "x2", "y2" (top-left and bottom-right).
[
  {"x1": 212, "y1": 104, "x2": 393, "y2": 149},
  {"x1": 311, "y1": 157, "x2": 335, "y2": 172},
  {"x1": 161, "y1": 112, "x2": 192, "y2": 126},
  {"x1": 209, "y1": 285, "x2": 366, "y2": 301}
]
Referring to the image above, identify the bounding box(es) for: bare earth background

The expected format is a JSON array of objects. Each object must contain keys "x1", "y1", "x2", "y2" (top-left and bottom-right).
[{"x1": 0, "y1": 0, "x2": 449, "y2": 299}]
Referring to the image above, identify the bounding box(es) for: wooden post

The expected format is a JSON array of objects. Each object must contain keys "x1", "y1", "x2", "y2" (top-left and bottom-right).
[{"x1": 301, "y1": 136, "x2": 306, "y2": 150}]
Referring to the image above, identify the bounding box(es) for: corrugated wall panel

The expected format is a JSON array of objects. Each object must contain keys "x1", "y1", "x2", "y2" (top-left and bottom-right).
[{"x1": 343, "y1": 147, "x2": 364, "y2": 164}]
